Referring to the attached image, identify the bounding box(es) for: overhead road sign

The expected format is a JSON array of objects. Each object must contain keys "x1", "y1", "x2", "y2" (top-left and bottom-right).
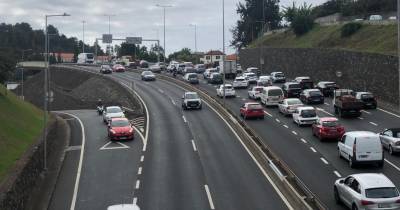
[
  {"x1": 126, "y1": 37, "x2": 142, "y2": 44},
  {"x1": 102, "y1": 34, "x2": 113, "y2": 43}
]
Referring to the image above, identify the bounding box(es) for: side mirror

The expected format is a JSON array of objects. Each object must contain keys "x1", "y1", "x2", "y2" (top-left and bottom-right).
[
  {"x1": 339, "y1": 179, "x2": 344, "y2": 184},
  {"x1": 182, "y1": 96, "x2": 185, "y2": 99}
]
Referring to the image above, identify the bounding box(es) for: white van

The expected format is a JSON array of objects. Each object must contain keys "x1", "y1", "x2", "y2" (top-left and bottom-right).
[
  {"x1": 260, "y1": 86, "x2": 284, "y2": 106},
  {"x1": 369, "y1": 15, "x2": 383, "y2": 21},
  {"x1": 77, "y1": 53, "x2": 94, "y2": 64},
  {"x1": 338, "y1": 131, "x2": 384, "y2": 168}
]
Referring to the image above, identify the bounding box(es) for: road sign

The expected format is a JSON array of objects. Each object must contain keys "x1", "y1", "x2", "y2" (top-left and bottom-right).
[
  {"x1": 126, "y1": 37, "x2": 142, "y2": 44},
  {"x1": 103, "y1": 34, "x2": 113, "y2": 44}
]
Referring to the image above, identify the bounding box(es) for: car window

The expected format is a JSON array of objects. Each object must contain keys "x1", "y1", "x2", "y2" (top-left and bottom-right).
[
  {"x1": 350, "y1": 179, "x2": 361, "y2": 194},
  {"x1": 288, "y1": 84, "x2": 301, "y2": 89},
  {"x1": 340, "y1": 135, "x2": 347, "y2": 143},
  {"x1": 286, "y1": 99, "x2": 302, "y2": 105},
  {"x1": 107, "y1": 107, "x2": 122, "y2": 113},
  {"x1": 268, "y1": 89, "x2": 282, "y2": 96},
  {"x1": 248, "y1": 104, "x2": 263, "y2": 110},
  {"x1": 322, "y1": 121, "x2": 339, "y2": 127},
  {"x1": 344, "y1": 177, "x2": 354, "y2": 186},
  {"x1": 186, "y1": 93, "x2": 199, "y2": 99},
  {"x1": 383, "y1": 130, "x2": 393, "y2": 137},
  {"x1": 309, "y1": 91, "x2": 323, "y2": 96},
  {"x1": 111, "y1": 120, "x2": 130, "y2": 127},
  {"x1": 300, "y1": 109, "x2": 316, "y2": 118},
  {"x1": 365, "y1": 187, "x2": 399, "y2": 198}
]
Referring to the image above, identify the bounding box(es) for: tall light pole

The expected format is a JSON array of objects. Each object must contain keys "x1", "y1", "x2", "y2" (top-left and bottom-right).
[
  {"x1": 44, "y1": 13, "x2": 70, "y2": 170},
  {"x1": 398, "y1": 0, "x2": 400, "y2": 111},
  {"x1": 20, "y1": 49, "x2": 32, "y2": 100},
  {"x1": 222, "y1": 0, "x2": 226, "y2": 107},
  {"x1": 152, "y1": 29, "x2": 161, "y2": 63},
  {"x1": 189, "y1": 24, "x2": 197, "y2": 53},
  {"x1": 103, "y1": 14, "x2": 116, "y2": 59},
  {"x1": 156, "y1": 4, "x2": 172, "y2": 62},
  {"x1": 82, "y1": 20, "x2": 86, "y2": 53}
]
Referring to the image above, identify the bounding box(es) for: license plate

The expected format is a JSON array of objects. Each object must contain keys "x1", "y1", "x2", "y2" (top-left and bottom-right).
[
  {"x1": 378, "y1": 203, "x2": 391, "y2": 208},
  {"x1": 120, "y1": 137, "x2": 127, "y2": 140},
  {"x1": 359, "y1": 155, "x2": 368, "y2": 158}
]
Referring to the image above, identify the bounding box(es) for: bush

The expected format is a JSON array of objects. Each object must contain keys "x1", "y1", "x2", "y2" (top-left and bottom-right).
[
  {"x1": 341, "y1": 22, "x2": 363, "y2": 37},
  {"x1": 283, "y1": 2, "x2": 315, "y2": 36}
]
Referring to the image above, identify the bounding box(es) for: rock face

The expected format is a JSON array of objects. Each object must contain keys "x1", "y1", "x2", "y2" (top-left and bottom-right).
[
  {"x1": 240, "y1": 47, "x2": 399, "y2": 108},
  {"x1": 18, "y1": 66, "x2": 143, "y2": 117}
]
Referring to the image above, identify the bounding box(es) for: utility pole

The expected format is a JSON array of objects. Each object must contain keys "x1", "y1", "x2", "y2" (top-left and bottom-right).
[
  {"x1": 82, "y1": 20, "x2": 86, "y2": 53},
  {"x1": 222, "y1": 0, "x2": 226, "y2": 107},
  {"x1": 103, "y1": 14, "x2": 116, "y2": 59},
  {"x1": 156, "y1": 4, "x2": 172, "y2": 62},
  {"x1": 398, "y1": 0, "x2": 400, "y2": 111}
]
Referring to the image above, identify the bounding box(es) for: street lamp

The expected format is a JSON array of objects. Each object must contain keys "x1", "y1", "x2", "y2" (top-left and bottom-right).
[
  {"x1": 156, "y1": 4, "x2": 173, "y2": 62},
  {"x1": 103, "y1": 14, "x2": 116, "y2": 59},
  {"x1": 189, "y1": 24, "x2": 197, "y2": 53},
  {"x1": 222, "y1": 0, "x2": 226, "y2": 107},
  {"x1": 82, "y1": 20, "x2": 86, "y2": 53},
  {"x1": 20, "y1": 49, "x2": 32, "y2": 100},
  {"x1": 44, "y1": 12, "x2": 70, "y2": 170}
]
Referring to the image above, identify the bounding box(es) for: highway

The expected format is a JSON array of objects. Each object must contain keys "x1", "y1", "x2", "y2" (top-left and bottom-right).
[{"x1": 50, "y1": 66, "x2": 291, "y2": 210}]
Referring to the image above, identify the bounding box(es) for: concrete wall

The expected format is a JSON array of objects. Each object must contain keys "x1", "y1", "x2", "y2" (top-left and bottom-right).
[{"x1": 240, "y1": 47, "x2": 399, "y2": 108}]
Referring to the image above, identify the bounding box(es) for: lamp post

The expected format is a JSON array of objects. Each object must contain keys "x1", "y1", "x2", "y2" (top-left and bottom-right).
[
  {"x1": 103, "y1": 14, "x2": 116, "y2": 59},
  {"x1": 189, "y1": 24, "x2": 197, "y2": 53},
  {"x1": 398, "y1": 0, "x2": 400, "y2": 111},
  {"x1": 44, "y1": 13, "x2": 70, "y2": 170},
  {"x1": 222, "y1": 0, "x2": 226, "y2": 107},
  {"x1": 82, "y1": 20, "x2": 86, "y2": 53},
  {"x1": 156, "y1": 4, "x2": 172, "y2": 62},
  {"x1": 20, "y1": 49, "x2": 32, "y2": 100}
]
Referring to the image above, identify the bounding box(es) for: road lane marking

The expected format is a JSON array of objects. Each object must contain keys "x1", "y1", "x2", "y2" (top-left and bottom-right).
[
  {"x1": 140, "y1": 155, "x2": 144, "y2": 162},
  {"x1": 361, "y1": 110, "x2": 371, "y2": 115},
  {"x1": 275, "y1": 118, "x2": 280, "y2": 123},
  {"x1": 171, "y1": 99, "x2": 176, "y2": 106},
  {"x1": 99, "y1": 141, "x2": 130, "y2": 150},
  {"x1": 334, "y1": 171, "x2": 342, "y2": 177},
  {"x1": 191, "y1": 140, "x2": 197, "y2": 152},
  {"x1": 292, "y1": 131, "x2": 298, "y2": 135},
  {"x1": 316, "y1": 108, "x2": 334, "y2": 116},
  {"x1": 138, "y1": 167, "x2": 142, "y2": 175},
  {"x1": 369, "y1": 122, "x2": 378, "y2": 126},
  {"x1": 242, "y1": 98, "x2": 246, "y2": 101},
  {"x1": 182, "y1": 115, "x2": 187, "y2": 123},
  {"x1": 324, "y1": 102, "x2": 330, "y2": 105},
  {"x1": 378, "y1": 108, "x2": 400, "y2": 118},
  {"x1": 310, "y1": 147, "x2": 317, "y2": 153},
  {"x1": 264, "y1": 111, "x2": 272, "y2": 117},
  {"x1": 358, "y1": 117, "x2": 364, "y2": 120},
  {"x1": 320, "y1": 158, "x2": 329, "y2": 165},
  {"x1": 204, "y1": 185, "x2": 215, "y2": 210},
  {"x1": 133, "y1": 197, "x2": 137, "y2": 204},
  {"x1": 157, "y1": 88, "x2": 164, "y2": 94},
  {"x1": 385, "y1": 159, "x2": 400, "y2": 172},
  {"x1": 283, "y1": 124, "x2": 289, "y2": 128},
  {"x1": 135, "y1": 180, "x2": 140, "y2": 189},
  {"x1": 301, "y1": 138, "x2": 307, "y2": 143}
]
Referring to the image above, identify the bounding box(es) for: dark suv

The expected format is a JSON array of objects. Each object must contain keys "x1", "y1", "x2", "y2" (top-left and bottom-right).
[
  {"x1": 316, "y1": 81, "x2": 338, "y2": 97},
  {"x1": 300, "y1": 89, "x2": 324, "y2": 104},
  {"x1": 282, "y1": 82, "x2": 302, "y2": 98}
]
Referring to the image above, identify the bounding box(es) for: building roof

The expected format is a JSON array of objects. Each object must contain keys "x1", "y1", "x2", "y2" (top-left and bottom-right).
[
  {"x1": 226, "y1": 54, "x2": 237, "y2": 61},
  {"x1": 205, "y1": 50, "x2": 224, "y2": 56}
]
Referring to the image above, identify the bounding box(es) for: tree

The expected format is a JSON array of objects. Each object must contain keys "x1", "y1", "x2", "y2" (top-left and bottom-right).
[
  {"x1": 283, "y1": 2, "x2": 314, "y2": 36},
  {"x1": 168, "y1": 48, "x2": 197, "y2": 63},
  {"x1": 231, "y1": 0, "x2": 282, "y2": 49}
]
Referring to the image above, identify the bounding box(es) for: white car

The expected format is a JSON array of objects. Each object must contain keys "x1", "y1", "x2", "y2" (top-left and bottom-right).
[
  {"x1": 338, "y1": 131, "x2": 384, "y2": 168},
  {"x1": 217, "y1": 84, "x2": 236, "y2": 98},
  {"x1": 233, "y1": 76, "x2": 249, "y2": 88},
  {"x1": 243, "y1": 72, "x2": 258, "y2": 84},
  {"x1": 103, "y1": 106, "x2": 125, "y2": 123},
  {"x1": 292, "y1": 106, "x2": 318, "y2": 126},
  {"x1": 278, "y1": 98, "x2": 303, "y2": 116},
  {"x1": 182, "y1": 92, "x2": 202, "y2": 110},
  {"x1": 334, "y1": 173, "x2": 400, "y2": 210},
  {"x1": 248, "y1": 86, "x2": 264, "y2": 99},
  {"x1": 270, "y1": 72, "x2": 286, "y2": 83},
  {"x1": 260, "y1": 86, "x2": 284, "y2": 106},
  {"x1": 257, "y1": 75, "x2": 272, "y2": 86}
]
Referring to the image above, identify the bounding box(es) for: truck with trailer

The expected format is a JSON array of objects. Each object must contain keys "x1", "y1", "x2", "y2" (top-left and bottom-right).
[{"x1": 218, "y1": 60, "x2": 237, "y2": 79}]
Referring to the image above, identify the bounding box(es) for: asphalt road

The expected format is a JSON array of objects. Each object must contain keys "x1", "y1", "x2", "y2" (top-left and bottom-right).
[
  {"x1": 172, "y1": 73, "x2": 400, "y2": 210},
  {"x1": 50, "y1": 66, "x2": 290, "y2": 210}
]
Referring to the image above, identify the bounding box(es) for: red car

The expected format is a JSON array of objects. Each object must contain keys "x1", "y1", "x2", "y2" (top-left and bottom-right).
[
  {"x1": 108, "y1": 118, "x2": 134, "y2": 141},
  {"x1": 113, "y1": 64, "x2": 126, "y2": 72},
  {"x1": 312, "y1": 117, "x2": 345, "y2": 141},
  {"x1": 240, "y1": 102, "x2": 265, "y2": 120}
]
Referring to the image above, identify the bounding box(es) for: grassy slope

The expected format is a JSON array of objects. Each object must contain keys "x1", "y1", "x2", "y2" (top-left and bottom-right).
[
  {"x1": 250, "y1": 24, "x2": 397, "y2": 55},
  {"x1": 0, "y1": 85, "x2": 43, "y2": 182}
]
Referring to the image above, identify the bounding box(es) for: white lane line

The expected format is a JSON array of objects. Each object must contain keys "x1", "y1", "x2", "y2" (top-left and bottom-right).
[
  {"x1": 310, "y1": 147, "x2": 317, "y2": 153},
  {"x1": 385, "y1": 159, "x2": 400, "y2": 172},
  {"x1": 138, "y1": 167, "x2": 142, "y2": 175},
  {"x1": 237, "y1": 95, "x2": 241, "y2": 98},
  {"x1": 204, "y1": 185, "x2": 215, "y2": 210},
  {"x1": 324, "y1": 102, "x2": 330, "y2": 105},
  {"x1": 378, "y1": 108, "x2": 400, "y2": 118},
  {"x1": 320, "y1": 157, "x2": 329, "y2": 165},
  {"x1": 301, "y1": 138, "x2": 307, "y2": 143},
  {"x1": 369, "y1": 122, "x2": 378, "y2": 126},
  {"x1": 334, "y1": 171, "x2": 342, "y2": 178},
  {"x1": 241, "y1": 98, "x2": 246, "y2": 101},
  {"x1": 361, "y1": 110, "x2": 371, "y2": 115},
  {"x1": 191, "y1": 140, "x2": 197, "y2": 152},
  {"x1": 283, "y1": 124, "x2": 289, "y2": 128},
  {"x1": 264, "y1": 111, "x2": 273, "y2": 117},
  {"x1": 292, "y1": 131, "x2": 298, "y2": 135},
  {"x1": 157, "y1": 88, "x2": 164, "y2": 94},
  {"x1": 316, "y1": 108, "x2": 334, "y2": 116},
  {"x1": 358, "y1": 117, "x2": 364, "y2": 120},
  {"x1": 59, "y1": 113, "x2": 85, "y2": 210},
  {"x1": 275, "y1": 118, "x2": 280, "y2": 123},
  {"x1": 182, "y1": 115, "x2": 187, "y2": 123},
  {"x1": 135, "y1": 180, "x2": 140, "y2": 189},
  {"x1": 133, "y1": 197, "x2": 137, "y2": 204},
  {"x1": 171, "y1": 99, "x2": 176, "y2": 106},
  {"x1": 140, "y1": 155, "x2": 144, "y2": 162}
]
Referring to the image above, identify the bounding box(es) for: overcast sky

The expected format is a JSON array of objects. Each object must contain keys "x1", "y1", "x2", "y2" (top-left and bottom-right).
[{"x1": 1, "y1": 0, "x2": 325, "y2": 55}]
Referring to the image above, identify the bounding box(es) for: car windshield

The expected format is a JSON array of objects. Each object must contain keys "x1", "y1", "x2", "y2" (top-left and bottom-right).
[
  {"x1": 235, "y1": 78, "x2": 245, "y2": 81},
  {"x1": 322, "y1": 121, "x2": 339, "y2": 127},
  {"x1": 86, "y1": 54, "x2": 94, "y2": 59},
  {"x1": 287, "y1": 99, "x2": 302, "y2": 105},
  {"x1": 268, "y1": 89, "x2": 282, "y2": 96},
  {"x1": 186, "y1": 93, "x2": 199, "y2": 99},
  {"x1": 301, "y1": 109, "x2": 316, "y2": 117},
  {"x1": 143, "y1": 71, "x2": 153, "y2": 75},
  {"x1": 247, "y1": 73, "x2": 256, "y2": 77},
  {"x1": 111, "y1": 120, "x2": 130, "y2": 127},
  {"x1": 275, "y1": 73, "x2": 284, "y2": 77},
  {"x1": 223, "y1": 85, "x2": 233, "y2": 90},
  {"x1": 188, "y1": 74, "x2": 197, "y2": 78},
  {"x1": 365, "y1": 187, "x2": 399, "y2": 198},
  {"x1": 288, "y1": 84, "x2": 301, "y2": 89},
  {"x1": 309, "y1": 91, "x2": 322, "y2": 96},
  {"x1": 107, "y1": 107, "x2": 122, "y2": 113},
  {"x1": 248, "y1": 104, "x2": 263, "y2": 110}
]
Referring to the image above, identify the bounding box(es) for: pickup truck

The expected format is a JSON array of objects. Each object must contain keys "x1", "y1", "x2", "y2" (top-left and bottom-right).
[{"x1": 333, "y1": 89, "x2": 363, "y2": 117}]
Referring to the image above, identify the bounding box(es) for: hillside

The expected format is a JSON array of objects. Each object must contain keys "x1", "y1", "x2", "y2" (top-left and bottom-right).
[
  {"x1": 0, "y1": 86, "x2": 44, "y2": 182},
  {"x1": 250, "y1": 24, "x2": 397, "y2": 55}
]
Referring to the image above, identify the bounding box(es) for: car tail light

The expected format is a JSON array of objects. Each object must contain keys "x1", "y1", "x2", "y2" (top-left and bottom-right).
[
  {"x1": 361, "y1": 200, "x2": 375, "y2": 205},
  {"x1": 129, "y1": 128, "x2": 134, "y2": 133}
]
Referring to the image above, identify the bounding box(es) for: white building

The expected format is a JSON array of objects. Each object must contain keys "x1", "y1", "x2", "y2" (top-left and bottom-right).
[{"x1": 200, "y1": 50, "x2": 225, "y2": 64}]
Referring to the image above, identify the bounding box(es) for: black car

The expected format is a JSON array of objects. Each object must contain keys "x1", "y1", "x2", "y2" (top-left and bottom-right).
[
  {"x1": 207, "y1": 73, "x2": 223, "y2": 84},
  {"x1": 316, "y1": 81, "x2": 338, "y2": 97},
  {"x1": 299, "y1": 89, "x2": 324, "y2": 104},
  {"x1": 294, "y1": 77, "x2": 314, "y2": 89},
  {"x1": 354, "y1": 92, "x2": 377, "y2": 109},
  {"x1": 100, "y1": 65, "x2": 112, "y2": 74},
  {"x1": 282, "y1": 82, "x2": 302, "y2": 98}
]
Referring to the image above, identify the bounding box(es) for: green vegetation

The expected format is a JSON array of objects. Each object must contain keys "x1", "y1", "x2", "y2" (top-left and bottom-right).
[
  {"x1": 283, "y1": 2, "x2": 315, "y2": 36},
  {"x1": 250, "y1": 24, "x2": 397, "y2": 55},
  {"x1": 341, "y1": 22, "x2": 363, "y2": 37},
  {"x1": 0, "y1": 85, "x2": 44, "y2": 181}
]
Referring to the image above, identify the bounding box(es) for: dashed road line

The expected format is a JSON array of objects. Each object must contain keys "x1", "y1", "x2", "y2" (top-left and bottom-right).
[
  {"x1": 301, "y1": 138, "x2": 307, "y2": 143},
  {"x1": 292, "y1": 131, "x2": 298, "y2": 135},
  {"x1": 316, "y1": 108, "x2": 334, "y2": 116},
  {"x1": 310, "y1": 147, "x2": 317, "y2": 153},
  {"x1": 135, "y1": 180, "x2": 140, "y2": 189},
  {"x1": 182, "y1": 115, "x2": 187, "y2": 123},
  {"x1": 275, "y1": 118, "x2": 280, "y2": 123},
  {"x1": 140, "y1": 155, "x2": 144, "y2": 162},
  {"x1": 320, "y1": 157, "x2": 329, "y2": 165},
  {"x1": 369, "y1": 122, "x2": 378, "y2": 126},
  {"x1": 378, "y1": 108, "x2": 400, "y2": 118},
  {"x1": 385, "y1": 159, "x2": 400, "y2": 172},
  {"x1": 191, "y1": 140, "x2": 197, "y2": 152},
  {"x1": 171, "y1": 99, "x2": 176, "y2": 106},
  {"x1": 358, "y1": 117, "x2": 364, "y2": 120},
  {"x1": 283, "y1": 125, "x2": 289, "y2": 128},
  {"x1": 334, "y1": 171, "x2": 342, "y2": 177},
  {"x1": 157, "y1": 88, "x2": 164, "y2": 94},
  {"x1": 138, "y1": 167, "x2": 142, "y2": 175},
  {"x1": 361, "y1": 110, "x2": 371, "y2": 115},
  {"x1": 204, "y1": 185, "x2": 215, "y2": 210},
  {"x1": 264, "y1": 111, "x2": 273, "y2": 117}
]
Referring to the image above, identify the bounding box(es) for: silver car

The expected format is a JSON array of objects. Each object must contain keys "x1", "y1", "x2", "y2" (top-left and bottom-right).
[
  {"x1": 334, "y1": 173, "x2": 400, "y2": 210},
  {"x1": 278, "y1": 98, "x2": 303, "y2": 116},
  {"x1": 379, "y1": 128, "x2": 400, "y2": 155},
  {"x1": 103, "y1": 106, "x2": 125, "y2": 123}
]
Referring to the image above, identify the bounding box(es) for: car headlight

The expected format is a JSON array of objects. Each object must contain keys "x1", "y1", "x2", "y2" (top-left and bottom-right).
[
  {"x1": 129, "y1": 128, "x2": 134, "y2": 133},
  {"x1": 395, "y1": 142, "x2": 400, "y2": 146}
]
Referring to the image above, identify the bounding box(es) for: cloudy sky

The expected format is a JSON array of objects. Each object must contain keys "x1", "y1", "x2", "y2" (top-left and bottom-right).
[{"x1": 1, "y1": 0, "x2": 325, "y2": 55}]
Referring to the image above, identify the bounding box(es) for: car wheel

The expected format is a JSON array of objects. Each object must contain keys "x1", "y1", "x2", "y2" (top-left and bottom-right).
[
  {"x1": 352, "y1": 203, "x2": 358, "y2": 210},
  {"x1": 377, "y1": 160, "x2": 384, "y2": 168},
  {"x1": 389, "y1": 145, "x2": 394, "y2": 155},
  {"x1": 334, "y1": 187, "x2": 342, "y2": 204}
]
